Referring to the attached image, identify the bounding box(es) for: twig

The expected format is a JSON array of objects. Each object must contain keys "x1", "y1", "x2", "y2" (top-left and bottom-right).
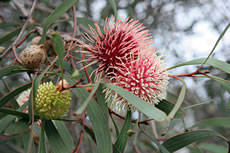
[
  {"x1": 110, "y1": 110, "x2": 152, "y2": 125},
  {"x1": 68, "y1": 6, "x2": 77, "y2": 70},
  {"x1": 12, "y1": 0, "x2": 28, "y2": 16},
  {"x1": 72, "y1": 112, "x2": 86, "y2": 153},
  {"x1": 133, "y1": 128, "x2": 141, "y2": 153},
  {"x1": 168, "y1": 69, "x2": 210, "y2": 78},
  {"x1": 68, "y1": 6, "x2": 77, "y2": 50},
  {"x1": 11, "y1": 0, "x2": 38, "y2": 64}
]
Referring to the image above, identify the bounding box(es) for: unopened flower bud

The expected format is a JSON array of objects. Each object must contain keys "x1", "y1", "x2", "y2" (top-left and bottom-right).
[{"x1": 35, "y1": 82, "x2": 71, "y2": 119}]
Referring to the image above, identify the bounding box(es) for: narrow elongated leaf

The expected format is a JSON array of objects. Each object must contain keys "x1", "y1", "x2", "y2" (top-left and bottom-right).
[
  {"x1": 114, "y1": 111, "x2": 131, "y2": 153},
  {"x1": 0, "y1": 82, "x2": 32, "y2": 108},
  {"x1": 0, "y1": 65, "x2": 32, "y2": 80},
  {"x1": 0, "y1": 102, "x2": 28, "y2": 133},
  {"x1": 84, "y1": 125, "x2": 96, "y2": 143},
  {"x1": 0, "y1": 22, "x2": 21, "y2": 30},
  {"x1": 38, "y1": 120, "x2": 46, "y2": 153},
  {"x1": 0, "y1": 108, "x2": 30, "y2": 119},
  {"x1": 140, "y1": 127, "x2": 170, "y2": 153},
  {"x1": 102, "y1": 83, "x2": 167, "y2": 121},
  {"x1": 0, "y1": 24, "x2": 36, "y2": 45},
  {"x1": 156, "y1": 100, "x2": 185, "y2": 118},
  {"x1": 111, "y1": 115, "x2": 119, "y2": 137},
  {"x1": 187, "y1": 146, "x2": 203, "y2": 153},
  {"x1": 5, "y1": 119, "x2": 30, "y2": 135},
  {"x1": 41, "y1": 0, "x2": 78, "y2": 43},
  {"x1": 0, "y1": 115, "x2": 16, "y2": 133},
  {"x1": 167, "y1": 78, "x2": 186, "y2": 120},
  {"x1": 96, "y1": 84, "x2": 109, "y2": 121},
  {"x1": 0, "y1": 27, "x2": 21, "y2": 45},
  {"x1": 200, "y1": 23, "x2": 230, "y2": 68},
  {"x1": 51, "y1": 33, "x2": 64, "y2": 78},
  {"x1": 163, "y1": 130, "x2": 227, "y2": 152},
  {"x1": 23, "y1": 131, "x2": 35, "y2": 153},
  {"x1": 199, "y1": 143, "x2": 228, "y2": 153},
  {"x1": 197, "y1": 75, "x2": 230, "y2": 93},
  {"x1": 168, "y1": 58, "x2": 230, "y2": 74},
  {"x1": 2, "y1": 78, "x2": 19, "y2": 109},
  {"x1": 65, "y1": 76, "x2": 113, "y2": 153},
  {"x1": 76, "y1": 80, "x2": 101, "y2": 115},
  {"x1": 44, "y1": 120, "x2": 70, "y2": 153},
  {"x1": 77, "y1": 17, "x2": 104, "y2": 32},
  {"x1": 192, "y1": 117, "x2": 230, "y2": 128},
  {"x1": 54, "y1": 120, "x2": 75, "y2": 151},
  {"x1": 108, "y1": 0, "x2": 117, "y2": 18}
]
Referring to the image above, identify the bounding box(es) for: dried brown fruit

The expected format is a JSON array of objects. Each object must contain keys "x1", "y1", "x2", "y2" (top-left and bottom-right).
[
  {"x1": 31, "y1": 36, "x2": 41, "y2": 45},
  {"x1": 19, "y1": 44, "x2": 47, "y2": 69}
]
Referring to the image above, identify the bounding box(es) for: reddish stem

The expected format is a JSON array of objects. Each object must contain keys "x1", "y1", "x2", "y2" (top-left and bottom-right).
[
  {"x1": 81, "y1": 52, "x2": 91, "y2": 83},
  {"x1": 110, "y1": 110, "x2": 152, "y2": 125},
  {"x1": 169, "y1": 69, "x2": 210, "y2": 78},
  {"x1": 72, "y1": 112, "x2": 86, "y2": 153}
]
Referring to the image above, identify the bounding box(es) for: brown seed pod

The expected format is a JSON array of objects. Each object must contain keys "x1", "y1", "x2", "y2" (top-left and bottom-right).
[
  {"x1": 19, "y1": 44, "x2": 47, "y2": 69},
  {"x1": 31, "y1": 36, "x2": 41, "y2": 45},
  {"x1": 57, "y1": 79, "x2": 71, "y2": 91}
]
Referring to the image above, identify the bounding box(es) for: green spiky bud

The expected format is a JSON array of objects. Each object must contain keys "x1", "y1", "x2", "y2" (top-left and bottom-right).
[{"x1": 35, "y1": 82, "x2": 71, "y2": 119}]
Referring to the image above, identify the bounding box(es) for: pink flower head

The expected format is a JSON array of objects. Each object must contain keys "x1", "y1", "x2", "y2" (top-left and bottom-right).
[
  {"x1": 80, "y1": 17, "x2": 153, "y2": 79},
  {"x1": 104, "y1": 50, "x2": 168, "y2": 111}
]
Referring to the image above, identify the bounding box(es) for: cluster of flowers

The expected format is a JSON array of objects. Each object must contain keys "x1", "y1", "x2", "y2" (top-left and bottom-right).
[{"x1": 79, "y1": 17, "x2": 169, "y2": 111}]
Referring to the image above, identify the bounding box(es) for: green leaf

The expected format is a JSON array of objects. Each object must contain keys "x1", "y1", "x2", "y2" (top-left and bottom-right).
[
  {"x1": 191, "y1": 117, "x2": 230, "y2": 128},
  {"x1": 0, "y1": 22, "x2": 21, "y2": 30},
  {"x1": 0, "y1": 102, "x2": 28, "y2": 133},
  {"x1": 5, "y1": 119, "x2": 30, "y2": 135},
  {"x1": 76, "y1": 80, "x2": 101, "y2": 115},
  {"x1": 102, "y1": 83, "x2": 167, "y2": 121},
  {"x1": 197, "y1": 75, "x2": 230, "y2": 93},
  {"x1": 0, "y1": 108, "x2": 30, "y2": 119},
  {"x1": 38, "y1": 120, "x2": 46, "y2": 153},
  {"x1": 0, "y1": 24, "x2": 36, "y2": 45},
  {"x1": 1, "y1": 78, "x2": 19, "y2": 109},
  {"x1": 23, "y1": 131, "x2": 35, "y2": 153},
  {"x1": 199, "y1": 143, "x2": 228, "y2": 153},
  {"x1": 0, "y1": 82, "x2": 32, "y2": 108},
  {"x1": 187, "y1": 146, "x2": 202, "y2": 153},
  {"x1": 0, "y1": 27, "x2": 21, "y2": 45},
  {"x1": 41, "y1": 0, "x2": 78, "y2": 43},
  {"x1": 44, "y1": 120, "x2": 70, "y2": 153},
  {"x1": 140, "y1": 126, "x2": 170, "y2": 153},
  {"x1": 0, "y1": 65, "x2": 33, "y2": 80},
  {"x1": 84, "y1": 125, "x2": 96, "y2": 143},
  {"x1": 111, "y1": 115, "x2": 119, "y2": 137},
  {"x1": 108, "y1": 0, "x2": 117, "y2": 19},
  {"x1": 54, "y1": 120, "x2": 75, "y2": 151},
  {"x1": 167, "y1": 78, "x2": 186, "y2": 120},
  {"x1": 96, "y1": 84, "x2": 109, "y2": 121},
  {"x1": 114, "y1": 111, "x2": 131, "y2": 153},
  {"x1": 51, "y1": 33, "x2": 64, "y2": 78},
  {"x1": 77, "y1": 17, "x2": 104, "y2": 33},
  {"x1": 65, "y1": 76, "x2": 113, "y2": 153},
  {"x1": 199, "y1": 23, "x2": 230, "y2": 68},
  {"x1": 168, "y1": 58, "x2": 230, "y2": 74},
  {"x1": 156, "y1": 100, "x2": 185, "y2": 118},
  {"x1": 163, "y1": 130, "x2": 228, "y2": 152}
]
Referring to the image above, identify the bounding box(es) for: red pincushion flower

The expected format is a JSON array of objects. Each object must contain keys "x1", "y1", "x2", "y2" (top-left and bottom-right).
[
  {"x1": 79, "y1": 17, "x2": 153, "y2": 79},
  {"x1": 104, "y1": 50, "x2": 168, "y2": 111}
]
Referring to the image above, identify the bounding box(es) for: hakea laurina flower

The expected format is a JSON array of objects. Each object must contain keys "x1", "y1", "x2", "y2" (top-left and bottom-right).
[
  {"x1": 35, "y1": 82, "x2": 71, "y2": 119},
  {"x1": 78, "y1": 17, "x2": 153, "y2": 79},
  {"x1": 104, "y1": 50, "x2": 169, "y2": 111}
]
